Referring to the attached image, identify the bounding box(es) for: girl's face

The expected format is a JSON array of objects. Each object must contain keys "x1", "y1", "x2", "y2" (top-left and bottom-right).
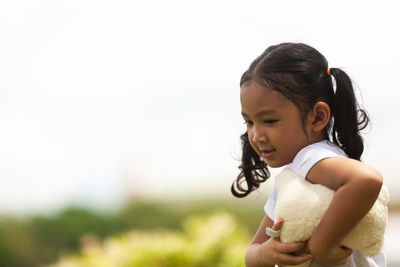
[{"x1": 240, "y1": 82, "x2": 312, "y2": 168}]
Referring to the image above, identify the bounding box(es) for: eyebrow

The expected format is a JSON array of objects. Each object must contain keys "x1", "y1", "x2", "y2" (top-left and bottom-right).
[{"x1": 241, "y1": 109, "x2": 277, "y2": 117}]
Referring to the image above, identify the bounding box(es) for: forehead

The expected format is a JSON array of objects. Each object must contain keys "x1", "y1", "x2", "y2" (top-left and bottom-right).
[{"x1": 240, "y1": 82, "x2": 292, "y2": 114}]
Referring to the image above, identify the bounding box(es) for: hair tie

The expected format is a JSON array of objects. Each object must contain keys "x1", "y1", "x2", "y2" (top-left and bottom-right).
[{"x1": 327, "y1": 68, "x2": 331, "y2": 76}]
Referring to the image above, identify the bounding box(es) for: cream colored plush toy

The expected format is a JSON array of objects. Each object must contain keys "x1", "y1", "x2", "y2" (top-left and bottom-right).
[{"x1": 273, "y1": 169, "x2": 389, "y2": 267}]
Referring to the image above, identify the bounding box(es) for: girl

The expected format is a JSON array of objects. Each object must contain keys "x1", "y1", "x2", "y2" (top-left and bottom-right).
[{"x1": 232, "y1": 43, "x2": 385, "y2": 266}]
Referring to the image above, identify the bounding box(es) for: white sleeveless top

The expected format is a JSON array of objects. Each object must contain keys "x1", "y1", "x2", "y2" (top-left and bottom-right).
[{"x1": 264, "y1": 140, "x2": 386, "y2": 267}]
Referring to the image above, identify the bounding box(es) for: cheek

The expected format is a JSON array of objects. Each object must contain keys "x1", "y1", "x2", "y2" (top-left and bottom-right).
[
  {"x1": 247, "y1": 132, "x2": 258, "y2": 152},
  {"x1": 283, "y1": 127, "x2": 309, "y2": 152}
]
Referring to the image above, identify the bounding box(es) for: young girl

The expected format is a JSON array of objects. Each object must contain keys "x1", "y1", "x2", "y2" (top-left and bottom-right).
[{"x1": 232, "y1": 43, "x2": 385, "y2": 266}]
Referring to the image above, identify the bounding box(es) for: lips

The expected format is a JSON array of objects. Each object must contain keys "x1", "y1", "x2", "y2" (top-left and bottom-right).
[{"x1": 261, "y1": 149, "x2": 276, "y2": 159}]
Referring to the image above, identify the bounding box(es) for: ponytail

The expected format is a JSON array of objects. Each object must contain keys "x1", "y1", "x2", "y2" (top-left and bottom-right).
[
  {"x1": 231, "y1": 132, "x2": 269, "y2": 198},
  {"x1": 330, "y1": 68, "x2": 369, "y2": 160}
]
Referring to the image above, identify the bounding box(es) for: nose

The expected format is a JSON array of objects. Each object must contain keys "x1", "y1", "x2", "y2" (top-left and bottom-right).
[{"x1": 252, "y1": 126, "x2": 268, "y2": 144}]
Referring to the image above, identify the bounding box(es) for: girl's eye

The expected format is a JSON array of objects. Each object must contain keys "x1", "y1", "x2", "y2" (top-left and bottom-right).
[
  {"x1": 244, "y1": 120, "x2": 253, "y2": 126},
  {"x1": 264, "y1": 119, "x2": 278, "y2": 124}
]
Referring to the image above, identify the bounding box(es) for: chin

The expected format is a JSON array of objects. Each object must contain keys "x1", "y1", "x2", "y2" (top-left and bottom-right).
[
  {"x1": 265, "y1": 161, "x2": 283, "y2": 168},
  {"x1": 264, "y1": 158, "x2": 290, "y2": 168}
]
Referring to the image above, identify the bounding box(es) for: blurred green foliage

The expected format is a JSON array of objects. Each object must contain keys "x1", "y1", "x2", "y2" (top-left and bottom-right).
[
  {"x1": 48, "y1": 213, "x2": 249, "y2": 267},
  {"x1": 0, "y1": 198, "x2": 265, "y2": 267}
]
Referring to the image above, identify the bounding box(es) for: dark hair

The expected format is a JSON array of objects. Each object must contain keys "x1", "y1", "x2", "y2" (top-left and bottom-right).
[{"x1": 231, "y1": 42, "x2": 369, "y2": 198}]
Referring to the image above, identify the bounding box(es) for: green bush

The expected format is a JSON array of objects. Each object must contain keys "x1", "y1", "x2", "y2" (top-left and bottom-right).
[
  {"x1": 0, "y1": 199, "x2": 265, "y2": 266},
  {"x1": 47, "y1": 213, "x2": 249, "y2": 267}
]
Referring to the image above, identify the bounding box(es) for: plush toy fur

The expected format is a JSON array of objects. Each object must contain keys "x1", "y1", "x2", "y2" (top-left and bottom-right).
[{"x1": 274, "y1": 169, "x2": 389, "y2": 267}]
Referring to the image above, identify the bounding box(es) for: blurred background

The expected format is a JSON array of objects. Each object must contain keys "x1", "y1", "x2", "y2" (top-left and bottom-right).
[{"x1": 0, "y1": 0, "x2": 399, "y2": 266}]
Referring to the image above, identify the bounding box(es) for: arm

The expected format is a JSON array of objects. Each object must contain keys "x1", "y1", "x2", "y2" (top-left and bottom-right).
[
  {"x1": 306, "y1": 157, "x2": 383, "y2": 265},
  {"x1": 245, "y1": 215, "x2": 275, "y2": 267},
  {"x1": 245, "y1": 215, "x2": 312, "y2": 267}
]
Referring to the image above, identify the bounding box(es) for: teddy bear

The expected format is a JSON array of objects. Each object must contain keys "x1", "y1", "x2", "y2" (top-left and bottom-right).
[{"x1": 272, "y1": 169, "x2": 389, "y2": 267}]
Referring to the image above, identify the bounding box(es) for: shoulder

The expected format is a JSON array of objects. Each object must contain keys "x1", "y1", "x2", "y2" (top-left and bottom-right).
[
  {"x1": 287, "y1": 140, "x2": 347, "y2": 178},
  {"x1": 286, "y1": 140, "x2": 382, "y2": 191}
]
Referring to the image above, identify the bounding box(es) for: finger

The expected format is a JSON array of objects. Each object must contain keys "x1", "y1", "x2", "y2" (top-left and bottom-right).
[
  {"x1": 271, "y1": 219, "x2": 283, "y2": 239},
  {"x1": 277, "y1": 241, "x2": 308, "y2": 254},
  {"x1": 271, "y1": 218, "x2": 284, "y2": 231},
  {"x1": 338, "y1": 258, "x2": 349, "y2": 265},
  {"x1": 266, "y1": 219, "x2": 284, "y2": 239},
  {"x1": 276, "y1": 253, "x2": 313, "y2": 266},
  {"x1": 342, "y1": 248, "x2": 353, "y2": 263},
  {"x1": 343, "y1": 247, "x2": 353, "y2": 256},
  {"x1": 339, "y1": 246, "x2": 353, "y2": 258},
  {"x1": 337, "y1": 247, "x2": 353, "y2": 264}
]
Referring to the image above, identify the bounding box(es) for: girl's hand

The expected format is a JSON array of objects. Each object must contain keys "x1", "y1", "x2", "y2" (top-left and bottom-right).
[
  {"x1": 257, "y1": 219, "x2": 313, "y2": 266},
  {"x1": 309, "y1": 241, "x2": 353, "y2": 266}
]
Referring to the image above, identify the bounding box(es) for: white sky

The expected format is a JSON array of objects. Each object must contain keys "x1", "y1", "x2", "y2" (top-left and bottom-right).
[{"x1": 0, "y1": 0, "x2": 399, "y2": 214}]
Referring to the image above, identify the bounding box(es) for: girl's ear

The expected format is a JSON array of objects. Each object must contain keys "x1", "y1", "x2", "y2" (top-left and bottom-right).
[{"x1": 310, "y1": 101, "x2": 331, "y2": 132}]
